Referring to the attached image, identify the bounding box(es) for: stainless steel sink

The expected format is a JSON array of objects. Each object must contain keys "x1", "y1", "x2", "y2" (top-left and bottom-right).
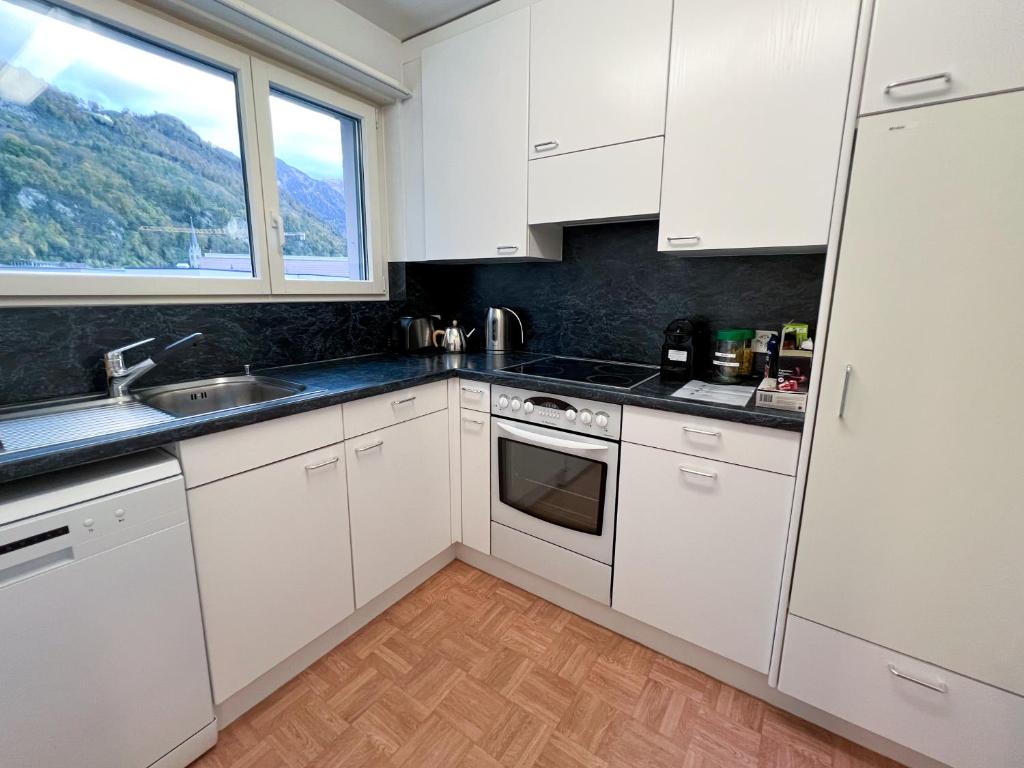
[{"x1": 134, "y1": 375, "x2": 306, "y2": 417}]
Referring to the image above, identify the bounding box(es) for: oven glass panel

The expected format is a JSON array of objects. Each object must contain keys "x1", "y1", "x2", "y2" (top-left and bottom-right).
[{"x1": 498, "y1": 438, "x2": 607, "y2": 535}]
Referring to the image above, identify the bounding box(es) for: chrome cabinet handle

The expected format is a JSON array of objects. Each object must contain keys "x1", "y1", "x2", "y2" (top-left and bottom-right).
[
  {"x1": 888, "y1": 664, "x2": 948, "y2": 694},
  {"x1": 461, "y1": 386, "x2": 484, "y2": 395},
  {"x1": 496, "y1": 245, "x2": 519, "y2": 254},
  {"x1": 355, "y1": 440, "x2": 384, "y2": 453},
  {"x1": 838, "y1": 364, "x2": 853, "y2": 419},
  {"x1": 533, "y1": 141, "x2": 559, "y2": 152},
  {"x1": 884, "y1": 72, "x2": 952, "y2": 95},
  {"x1": 462, "y1": 416, "x2": 484, "y2": 426},
  {"x1": 305, "y1": 456, "x2": 340, "y2": 472},
  {"x1": 679, "y1": 465, "x2": 717, "y2": 480},
  {"x1": 391, "y1": 396, "x2": 417, "y2": 407},
  {"x1": 667, "y1": 236, "x2": 701, "y2": 245},
  {"x1": 682, "y1": 426, "x2": 721, "y2": 438}
]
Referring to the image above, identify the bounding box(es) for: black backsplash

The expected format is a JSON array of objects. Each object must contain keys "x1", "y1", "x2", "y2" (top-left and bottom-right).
[
  {"x1": 0, "y1": 221, "x2": 825, "y2": 407},
  {"x1": 404, "y1": 220, "x2": 826, "y2": 363}
]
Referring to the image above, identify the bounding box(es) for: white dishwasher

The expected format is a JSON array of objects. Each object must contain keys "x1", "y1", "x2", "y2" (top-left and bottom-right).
[{"x1": 0, "y1": 450, "x2": 216, "y2": 768}]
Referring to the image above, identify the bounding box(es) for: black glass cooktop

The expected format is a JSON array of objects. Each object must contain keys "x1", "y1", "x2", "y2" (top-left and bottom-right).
[{"x1": 501, "y1": 357, "x2": 660, "y2": 390}]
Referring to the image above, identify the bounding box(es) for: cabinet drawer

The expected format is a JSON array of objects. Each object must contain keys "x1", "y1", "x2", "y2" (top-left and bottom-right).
[
  {"x1": 528, "y1": 138, "x2": 663, "y2": 225},
  {"x1": 458, "y1": 380, "x2": 491, "y2": 412},
  {"x1": 178, "y1": 407, "x2": 344, "y2": 488},
  {"x1": 613, "y1": 443, "x2": 793, "y2": 672},
  {"x1": 622, "y1": 406, "x2": 800, "y2": 475},
  {"x1": 343, "y1": 381, "x2": 447, "y2": 438},
  {"x1": 780, "y1": 616, "x2": 1024, "y2": 768}
]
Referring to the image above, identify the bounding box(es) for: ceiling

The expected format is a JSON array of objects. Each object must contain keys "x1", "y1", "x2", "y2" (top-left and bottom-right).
[{"x1": 333, "y1": 0, "x2": 497, "y2": 41}]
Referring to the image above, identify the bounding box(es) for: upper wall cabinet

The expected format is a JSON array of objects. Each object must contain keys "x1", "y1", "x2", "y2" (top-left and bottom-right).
[
  {"x1": 860, "y1": 0, "x2": 1024, "y2": 114},
  {"x1": 528, "y1": 0, "x2": 672, "y2": 159},
  {"x1": 421, "y1": 8, "x2": 561, "y2": 261},
  {"x1": 658, "y1": 0, "x2": 860, "y2": 254}
]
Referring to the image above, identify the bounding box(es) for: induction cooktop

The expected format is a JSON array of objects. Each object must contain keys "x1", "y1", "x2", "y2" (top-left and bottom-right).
[{"x1": 500, "y1": 357, "x2": 659, "y2": 390}]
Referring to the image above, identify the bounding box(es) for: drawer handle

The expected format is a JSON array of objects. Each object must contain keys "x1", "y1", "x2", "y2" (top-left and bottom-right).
[
  {"x1": 533, "y1": 140, "x2": 559, "y2": 152},
  {"x1": 679, "y1": 465, "x2": 717, "y2": 480},
  {"x1": 496, "y1": 245, "x2": 519, "y2": 254},
  {"x1": 884, "y1": 72, "x2": 952, "y2": 96},
  {"x1": 682, "y1": 426, "x2": 721, "y2": 438},
  {"x1": 888, "y1": 664, "x2": 948, "y2": 694},
  {"x1": 461, "y1": 386, "x2": 485, "y2": 395},
  {"x1": 391, "y1": 396, "x2": 417, "y2": 407},
  {"x1": 305, "y1": 456, "x2": 340, "y2": 472},
  {"x1": 356, "y1": 440, "x2": 384, "y2": 454},
  {"x1": 462, "y1": 416, "x2": 484, "y2": 426},
  {"x1": 667, "y1": 235, "x2": 701, "y2": 246}
]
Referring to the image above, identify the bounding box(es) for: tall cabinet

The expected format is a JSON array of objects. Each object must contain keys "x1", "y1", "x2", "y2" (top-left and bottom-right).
[{"x1": 780, "y1": 93, "x2": 1024, "y2": 768}]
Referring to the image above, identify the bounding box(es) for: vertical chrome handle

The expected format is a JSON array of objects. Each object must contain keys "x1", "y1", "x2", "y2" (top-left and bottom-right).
[
  {"x1": 355, "y1": 440, "x2": 384, "y2": 454},
  {"x1": 533, "y1": 141, "x2": 559, "y2": 152},
  {"x1": 391, "y1": 396, "x2": 417, "y2": 407},
  {"x1": 884, "y1": 72, "x2": 952, "y2": 95},
  {"x1": 888, "y1": 664, "x2": 948, "y2": 694},
  {"x1": 496, "y1": 245, "x2": 519, "y2": 254},
  {"x1": 838, "y1": 364, "x2": 853, "y2": 419}
]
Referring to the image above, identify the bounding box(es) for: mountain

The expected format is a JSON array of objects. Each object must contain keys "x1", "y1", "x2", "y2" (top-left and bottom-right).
[{"x1": 0, "y1": 79, "x2": 348, "y2": 269}]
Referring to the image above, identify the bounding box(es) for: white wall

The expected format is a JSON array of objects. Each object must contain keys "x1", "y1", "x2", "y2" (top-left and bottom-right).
[{"x1": 243, "y1": 0, "x2": 404, "y2": 81}]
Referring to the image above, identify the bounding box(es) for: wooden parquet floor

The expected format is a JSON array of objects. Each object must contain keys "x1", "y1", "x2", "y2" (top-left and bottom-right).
[{"x1": 191, "y1": 561, "x2": 905, "y2": 768}]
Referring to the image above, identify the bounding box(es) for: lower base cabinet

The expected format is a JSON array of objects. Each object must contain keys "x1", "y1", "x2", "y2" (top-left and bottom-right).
[
  {"x1": 459, "y1": 409, "x2": 490, "y2": 554},
  {"x1": 188, "y1": 444, "x2": 355, "y2": 704},
  {"x1": 612, "y1": 442, "x2": 793, "y2": 672},
  {"x1": 347, "y1": 409, "x2": 452, "y2": 607}
]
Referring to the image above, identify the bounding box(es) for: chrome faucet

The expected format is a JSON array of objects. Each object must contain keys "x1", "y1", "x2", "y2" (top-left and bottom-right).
[{"x1": 104, "y1": 333, "x2": 204, "y2": 398}]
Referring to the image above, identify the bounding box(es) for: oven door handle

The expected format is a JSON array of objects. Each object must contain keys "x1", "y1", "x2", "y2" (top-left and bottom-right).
[{"x1": 495, "y1": 421, "x2": 611, "y2": 453}]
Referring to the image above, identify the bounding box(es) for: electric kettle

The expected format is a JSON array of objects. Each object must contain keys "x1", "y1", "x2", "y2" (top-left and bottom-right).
[
  {"x1": 433, "y1": 320, "x2": 475, "y2": 353},
  {"x1": 485, "y1": 307, "x2": 524, "y2": 352}
]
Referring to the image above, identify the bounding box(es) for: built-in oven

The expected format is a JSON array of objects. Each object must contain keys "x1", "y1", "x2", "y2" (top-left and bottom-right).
[{"x1": 490, "y1": 386, "x2": 621, "y2": 604}]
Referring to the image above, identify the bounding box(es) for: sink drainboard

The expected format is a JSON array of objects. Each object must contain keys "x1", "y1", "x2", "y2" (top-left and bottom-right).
[{"x1": 0, "y1": 402, "x2": 174, "y2": 454}]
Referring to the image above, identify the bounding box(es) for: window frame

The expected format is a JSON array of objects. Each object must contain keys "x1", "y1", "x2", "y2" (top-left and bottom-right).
[
  {"x1": 250, "y1": 59, "x2": 386, "y2": 296},
  {"x1": 0, "y1": 0, "x2": 388, "y2": 301}
]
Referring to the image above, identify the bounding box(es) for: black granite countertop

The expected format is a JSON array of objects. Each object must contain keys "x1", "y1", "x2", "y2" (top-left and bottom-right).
[{"x1": 0, "y1": 352, "x2": 803, "y2": 484}]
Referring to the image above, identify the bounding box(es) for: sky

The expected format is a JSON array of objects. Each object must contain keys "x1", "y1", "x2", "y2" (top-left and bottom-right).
[{"x1": 0, "y1": 0, "x2": 345, "y2": 180}]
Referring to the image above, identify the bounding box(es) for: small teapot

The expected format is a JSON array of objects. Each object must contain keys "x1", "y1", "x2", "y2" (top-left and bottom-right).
[{"x1": 433, "y1": 320, "x2": 475, "y2": 353}]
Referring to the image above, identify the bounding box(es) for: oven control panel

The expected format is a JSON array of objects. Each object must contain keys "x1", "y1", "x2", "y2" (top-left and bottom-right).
[{"x1": 491, "y1": 386, "x2": 622, "y2": 439}]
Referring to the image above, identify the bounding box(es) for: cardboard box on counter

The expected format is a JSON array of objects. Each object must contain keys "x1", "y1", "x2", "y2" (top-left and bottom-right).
[{"x1": 756, "y1": 378, "x2": 807, "y2": 412}]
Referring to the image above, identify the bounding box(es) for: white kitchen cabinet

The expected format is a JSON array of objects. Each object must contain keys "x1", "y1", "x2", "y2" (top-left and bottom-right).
[
  {"x1": 613, "y1": 442, "x2": 793, "y2": 672},
  {"x1": 421, "y1": 8, "x2": 560, "y2": 262},
  {"x1": 658, "y1": 0, "x2": 859, "y2": 253},
  {"x1": 458, "y1": 410, "x2": 490, "y2": 554},
  {"x1": 788, "y1": 94, "x2": 1024, "y2": 699},
  {"x1": 861, "y1": 0, "x2": 1024, "y2": 115},
  {"x1": 346, "y1": 409, "x2": 452, "y2": 606},
  {"x1": 187, "y1": 444, "x2": 354, "y2": 704},
  {"x1": 528, "y1": 0, "x2": 672, "y2": 159}
]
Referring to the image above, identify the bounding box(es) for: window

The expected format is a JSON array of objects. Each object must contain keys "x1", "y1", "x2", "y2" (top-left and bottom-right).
[{"x1": 0, "y1": 0, "x2": 385, "y2": 299}]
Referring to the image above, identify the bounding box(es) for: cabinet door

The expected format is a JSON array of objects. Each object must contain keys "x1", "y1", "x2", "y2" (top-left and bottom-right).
[
  {"x1": 347, "y1": 410, "x2": 452, "y2": 606},
  {"x1": 861, "y1": 0, "x2": 1024, "y2": 114},
  {"x1": 459, "y1": 411, "x2": 490, "y2": 554},
  {"x1": 529, "y1": 0, "x2": 672, "y2": 158},
  {"x1": 188, "y1": 444, "x2": 354, "y2": 703},
  {"x1": 658, "y1": 0, "x2": 859, "y2": 253},
  {"x1": 613, "y1": 443, "x2": 793, "y2": 672},
  {"x1": 422, "y1": 9, "x2": 529, "y2": 261},
  {"x1": 789, "y1": 94, "x2": 1024, "y2": 697}
]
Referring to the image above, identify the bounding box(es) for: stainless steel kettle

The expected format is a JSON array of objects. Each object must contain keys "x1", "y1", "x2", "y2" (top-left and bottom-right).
[
  {"x1": 485, "y1": 307, "x2": 524, "y2": 352},
  {"x1": 433, "y1": 320, "x2": 475, "y2": 353}
]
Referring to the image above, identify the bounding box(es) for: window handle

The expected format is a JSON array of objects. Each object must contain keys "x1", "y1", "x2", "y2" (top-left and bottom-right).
[
  {"x1": 356, "y1": 440, "x2": 384, "y2": 454},
  {"x1": 391, "y1": 395, "x2": 417, "y2": 407},
  {"x1": 271, "y1": 213, "x2": 286, "y2": 251},
  {"x1": 884, "y1": 72, "x2": 952, "y2": 95},
  {"x1": 679, "y1": 465, "x2": 717, "y2": 480},
  {"x1": 305, "y1": 456, "x2": 339, "y2": 472},
  {"x1": 533, "y1": 141, "x2": 559, "y2": 152}
]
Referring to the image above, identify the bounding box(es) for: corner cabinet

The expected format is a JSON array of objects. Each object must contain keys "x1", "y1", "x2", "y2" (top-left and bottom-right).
[
  {"x1": 658, "y1": 0, "x2": 860, "y2": 253},
  {"x1": 421, "y1": 8, "x2": 561, "y2": 261}
]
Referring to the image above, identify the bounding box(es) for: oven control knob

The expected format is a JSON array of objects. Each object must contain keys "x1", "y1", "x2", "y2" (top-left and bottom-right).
[
  {"x1": 579, "y1": 409, "x2": 594, "y2": 426},
  {"x1": 565, "y1": 409, "x2": 577, "y2": 422},
  {"x1": 511, "y1": 397, "x2": 522, "y2": 411},
  {"x1": 595, "y1": 412, "x2": 610, "y2": 429},
  {"x1": 523, "y1": 401, "x2": 534, "y2": 414},
  {"x1": 497, "y1": 394, "x2": 510, "y2": 409}
]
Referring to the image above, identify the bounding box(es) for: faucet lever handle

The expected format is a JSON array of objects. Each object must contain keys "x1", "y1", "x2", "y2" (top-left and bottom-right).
[{"x1": 104, "y1": 337, "x2": 155, "y2": 376}]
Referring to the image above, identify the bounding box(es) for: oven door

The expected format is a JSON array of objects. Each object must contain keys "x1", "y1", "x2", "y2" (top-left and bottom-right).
[{"x1": 491, "y1": 418, "x2": 618, "y2": 565}]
